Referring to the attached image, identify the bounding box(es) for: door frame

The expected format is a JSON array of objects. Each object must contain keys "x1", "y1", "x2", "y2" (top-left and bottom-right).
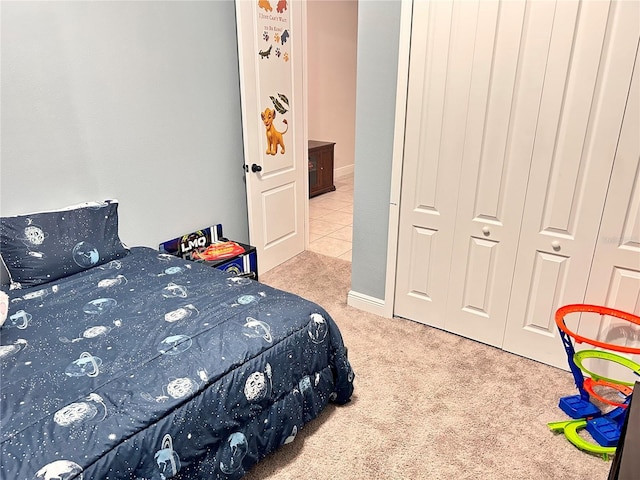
[{"x1": 383, "y1": 0, "x2": 413, "y2": 318}]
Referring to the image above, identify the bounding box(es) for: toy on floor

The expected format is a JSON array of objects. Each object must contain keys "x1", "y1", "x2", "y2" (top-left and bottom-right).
[{"x1": 548, "y1": 304, "x2": 640, "y2": 460}]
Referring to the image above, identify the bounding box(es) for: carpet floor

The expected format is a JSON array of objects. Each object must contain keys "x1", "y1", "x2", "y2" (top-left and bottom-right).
[{"x1": 244, "y1": 251, "x2": 613, "y2": 479}]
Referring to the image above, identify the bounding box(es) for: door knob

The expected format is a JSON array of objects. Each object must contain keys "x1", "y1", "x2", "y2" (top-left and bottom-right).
[
  {"x1": 251, "y1": 164, "x2": 262, "y2": 173},
  {"x1": 482, "y1": 226, "x2": 491, "y2": 236},
  {"x1": 551, "y1": 240, "x2": 561, "y2": 251}
]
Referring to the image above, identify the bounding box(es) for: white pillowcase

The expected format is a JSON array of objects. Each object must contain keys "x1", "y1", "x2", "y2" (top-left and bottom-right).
[{"x1": 0, "y1": 290, "x2": 8, "y2": 327}]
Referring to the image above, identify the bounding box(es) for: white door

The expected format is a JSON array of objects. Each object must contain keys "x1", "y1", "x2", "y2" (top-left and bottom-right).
[
  {"x1": 393, "y1": 0, "x2": 465, "y2": 330},
  {"x1": 236, "y1": 0, "x2": 307, "y2": 274},
  {"x1": 502, "y1": 0, "x2": 640, "y2": 369},
  {"x1": 394, "y1": 0, "x2": 534, "y2": 345},
  {"x1": 394, "y1": 0, "x2": 639, "y2": 368},
  {"x1": 577, "y1": 52, "x2": 640, "y2": 384},
  {"x1": 444, "y1": 0, "x2": 530, "y2": 347}
]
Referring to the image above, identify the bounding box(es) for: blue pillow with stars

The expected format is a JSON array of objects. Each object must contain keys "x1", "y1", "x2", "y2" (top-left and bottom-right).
[{"x1": 0, "y1": 200, "x2": 129, "y2": 289}]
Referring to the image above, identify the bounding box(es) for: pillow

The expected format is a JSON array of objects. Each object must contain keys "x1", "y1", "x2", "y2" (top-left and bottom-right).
[
  {"x1": 0, "y1": 200, "x2": 129, "y2": 289},
  {"x1": 0, "y1": 290, "x2": 7, "y2": 327}
]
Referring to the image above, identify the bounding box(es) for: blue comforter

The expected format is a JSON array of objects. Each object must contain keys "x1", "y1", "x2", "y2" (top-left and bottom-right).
[{"x1": 1, "y1": 247, "x2": 354, "y2": 479}]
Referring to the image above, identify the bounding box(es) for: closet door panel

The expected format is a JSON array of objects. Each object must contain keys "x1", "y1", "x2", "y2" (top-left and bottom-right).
[
  {"x1": 444, "y1": 0, "x2": 529, "y2": 346},
  {"x1": 525, "y1": 252, "x2": 570, "y2": 335},
  {"x1": 394, "y1": 0, "x2": 638, "y2": 371},
  {"x1": 580, "y1": 49, "x2": 640, "y2": 384},
  {"x1": 502, "y1": 0, "x2": 639, "y2": 368},
  {"x1": 405, "y1": 226, "x2": 438, "y2": 303},
  {"x1": 394, "y1": 0, "x2": 472, "y2": 327}
]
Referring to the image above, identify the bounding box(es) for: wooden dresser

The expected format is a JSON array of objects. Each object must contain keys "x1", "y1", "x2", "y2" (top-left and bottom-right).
[{"x1": 308, "y1": 140, "x2": 336, "y2": 198}]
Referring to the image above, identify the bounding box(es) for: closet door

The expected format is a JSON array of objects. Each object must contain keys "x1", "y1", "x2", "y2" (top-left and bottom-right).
[
  {"x1": 501, "y1": 0, "x2": 639, "y2": 369},
  {"x1": 578, "y1": 53, "x2": 640, "y2": 383},
  {"x1": 393, "y1": 0, "x2": 465, "y2": 328},
  {"x1": 445, "y1": 0, "x2": 558, "y2": 347},
  {"x1": 394, "y1": 0, "x2": 638, "y2": 369}
]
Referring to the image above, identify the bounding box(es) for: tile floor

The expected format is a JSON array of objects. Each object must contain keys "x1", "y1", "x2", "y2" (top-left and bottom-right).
[{"x1": 308, "y1": 174, "x2": 354, "y2": 261}]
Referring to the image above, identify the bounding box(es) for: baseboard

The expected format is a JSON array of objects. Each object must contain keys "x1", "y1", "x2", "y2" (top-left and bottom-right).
[
  {"x1": 347, "y1": 290, "x2": 389, "y2": 318},
  {"x1": 335, "y1": 164, "x2": 354, "y2": 178}
]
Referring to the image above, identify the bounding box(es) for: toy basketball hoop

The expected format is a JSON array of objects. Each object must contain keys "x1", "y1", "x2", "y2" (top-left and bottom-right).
[
  {"x1": 555, "y1": 304, "x2": 640, "y2": 355},
  {"x1": 582, "y1": 377, "x2": 633, "y2": 409},
  {"x1": 550, "y1": 304, "x2": 640, "y2": 452}
]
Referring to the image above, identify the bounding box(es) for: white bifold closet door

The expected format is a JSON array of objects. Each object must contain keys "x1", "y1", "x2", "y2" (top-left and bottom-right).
[
  {"x1": 394, "y1": 0, "x2": 640, "y2": 369},
  {"x1": 570, "y1": 58, "x2": 640, "y2": 384}
]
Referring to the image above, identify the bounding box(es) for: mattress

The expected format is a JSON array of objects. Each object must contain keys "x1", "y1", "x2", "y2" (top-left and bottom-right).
[{"x1": 0, "y1": 247, "x2": 354, "y2": 479}]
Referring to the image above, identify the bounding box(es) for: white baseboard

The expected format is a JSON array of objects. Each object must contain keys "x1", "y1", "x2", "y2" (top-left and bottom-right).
[
  {"x1": 347, "y1": 290, "x2": 389, "y2": 318},
  {"x1": 335, "y1": 164, "x2": 354, "y2": 178}
]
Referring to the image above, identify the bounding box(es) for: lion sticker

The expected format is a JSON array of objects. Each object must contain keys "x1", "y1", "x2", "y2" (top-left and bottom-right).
[{"x1": 261, "y1": 108, "x2": 288, "y2": 155}]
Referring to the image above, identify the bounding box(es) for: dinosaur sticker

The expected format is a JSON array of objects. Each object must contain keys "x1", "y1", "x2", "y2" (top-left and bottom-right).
[{"x1": 259, "y1": 45, "x2": 272, "y2": 59}]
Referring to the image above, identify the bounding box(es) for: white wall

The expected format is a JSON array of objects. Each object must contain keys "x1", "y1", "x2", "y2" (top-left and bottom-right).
[
  {"x1": 351, "y1": 0, "x2": 402, "y2": 300},
  {"x1": 1, "y1": 0, "x2": 393, "y2": 298},
  {"x1": 0, "y1": 1, "x2": 248, "y2": 251},
  {"x1": 307, "y1": 0, "x2": 358, "y2": 177}
]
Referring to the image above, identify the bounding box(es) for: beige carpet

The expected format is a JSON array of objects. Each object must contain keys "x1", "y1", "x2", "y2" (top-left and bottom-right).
[{"x1": 244, "y1": 251, "x2": 613, "y2": 479}]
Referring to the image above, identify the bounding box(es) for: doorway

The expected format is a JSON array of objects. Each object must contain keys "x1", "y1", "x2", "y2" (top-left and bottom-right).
[{"x1": 306, "y1": 0, "x2": 358, "y2": 263}]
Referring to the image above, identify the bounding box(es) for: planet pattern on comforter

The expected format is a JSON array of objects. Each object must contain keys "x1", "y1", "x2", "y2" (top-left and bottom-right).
[{"x1": 0, "y1": 247, "x2": 354, "y2": 479}]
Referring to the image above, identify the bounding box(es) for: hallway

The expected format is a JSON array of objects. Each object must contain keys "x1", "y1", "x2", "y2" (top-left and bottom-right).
[{"x1": 308, "y1": 174, "x2": 354, "y2": 261}]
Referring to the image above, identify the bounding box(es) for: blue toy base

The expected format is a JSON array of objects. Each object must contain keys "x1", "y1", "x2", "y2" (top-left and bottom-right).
[
  {"x1": 559, "y1": 395, "x2": 600, "y2": 419},
  {"x1": 586, "y1": 417, "x2": 621, "y2": 447}
]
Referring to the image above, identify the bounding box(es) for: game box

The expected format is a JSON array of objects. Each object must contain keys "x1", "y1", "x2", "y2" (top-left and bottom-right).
[{"x1": 159, "y1": 224, "x2": 258, "y2": 280}]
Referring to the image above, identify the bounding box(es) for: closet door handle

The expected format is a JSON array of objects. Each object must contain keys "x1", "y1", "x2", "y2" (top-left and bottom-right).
[
  {"x1": 251, "y1": 164, "x2": 263, "y2": 173},
  {"x1": 551, "y1": 240, "x2": 561, "y2": 251},
  {"x1": 482, "y1": 226, "x2": 491, "y2": 236}
]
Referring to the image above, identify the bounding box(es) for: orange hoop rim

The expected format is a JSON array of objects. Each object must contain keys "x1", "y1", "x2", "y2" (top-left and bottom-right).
[
  {"x1": 555, "y1": 304, "x2": 640, "y2": 355},
  {"x1": 583, "y1": 377, "x2": 632, "y2": 409}
]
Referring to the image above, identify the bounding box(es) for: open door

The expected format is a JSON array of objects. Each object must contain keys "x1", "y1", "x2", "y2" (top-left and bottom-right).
[{"x1": 236, "y1": 0, "x2": 307, "y2": 274}]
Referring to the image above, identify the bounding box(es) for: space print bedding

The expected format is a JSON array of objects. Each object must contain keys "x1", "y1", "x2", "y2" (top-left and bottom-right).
[{"x1": 0, "y1": 201, "x2": 354, "y2": 479}]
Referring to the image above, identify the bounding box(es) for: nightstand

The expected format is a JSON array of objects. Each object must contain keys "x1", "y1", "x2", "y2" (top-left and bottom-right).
[
  {"x1": 308, "y1": 140, "x2": 336, "y2": 198},
  {"x1": 159, "y1": 224, "x2": 258, "y2": 280}
]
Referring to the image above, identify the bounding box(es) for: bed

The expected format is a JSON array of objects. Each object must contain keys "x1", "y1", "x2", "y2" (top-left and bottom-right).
[{"x1": 0, "y1": 201, "x2": 354, "y2": 479}]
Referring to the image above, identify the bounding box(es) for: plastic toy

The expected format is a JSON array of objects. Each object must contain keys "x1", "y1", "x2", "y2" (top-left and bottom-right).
[
  {"x1": 190, "y1": 241, "x2": 246, "y2": 262},
  {"x1": 548, "y1": 419, "x2": 616, "y2": 461},
  {"x1": 573, "y1": 350, "x2": 638, "y2": 409},
  {"x1": 549, "y1": 304, "x2": 640, "y2": 456}
]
